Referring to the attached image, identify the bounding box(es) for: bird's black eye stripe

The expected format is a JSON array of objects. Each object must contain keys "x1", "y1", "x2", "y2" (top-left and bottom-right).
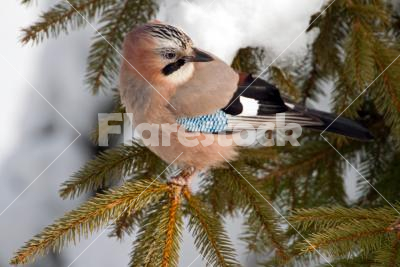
[{"x1": 162, "y1": 59, "x2": 186, "y2": 76}]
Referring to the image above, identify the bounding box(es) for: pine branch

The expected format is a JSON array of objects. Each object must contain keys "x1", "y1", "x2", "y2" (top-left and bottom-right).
[
  {"x1": 301, "y1": 220, "x2": 391, "y2": 257},
  {"x1": 201, "y1": 146, "x2": 291, "y2": 216},
  {"x1": 259, "y1": 139, "x2": 349, "y2": 207},
  {"x1": 10, "y1": 180, "x2": 168, "y2": 265},
  {"x1": 292, "y1": 206, "x2": 400, "y2": 263},
  {"x1": 86, "y1": 0, "x2": 157, "y2": 93},
  {"x1": 129, "y1": 201, "x2": 166, "y2": 266},
  {"x1": 239, "y1": 146, "x2": 280, "y2": 163},
  {"x1": 222, "y1": 165, "x2": 290, "y2": 262},
  {"x1": 162, "y1": 185, "x2": 183, "y2": 267},
  {"x1": 334, "y1": 19, "x2": 375, "y2": 117},
  {"x1": 370, "y1": 40, "x2": 400, "y2": 129},
  {"x1": 269, "y1": 66, "x2": 301, "y2": 100},
  {"x1": 300, "y1": 60, "x2": 323, "y2": 104},
  {"x1": 261, "y1": 141, "x2": 335, "y2": 182},
  {"x1": 374, "y1": 236, "x2": 400, "y2": 267},
  {"x1": 309, "y1": 1, "x2": 344, "y2": 77},
  {"x1": 21, "y1": 0, "x2": 116, "y2": 44},
  {"x1": 108, "y1": 208, "x2": 141, "y2": 240},
  {"x1": 198, "y1": 172, "x2": 241, "y2": 216},
  {"x1": 346, "y1": 2, "x2": 389, "y2": 27},
  {"x1": 311, "y1": 165, "x2": 347, "y2": 205},
  {"x1": 241, "y1": 204, "x2": 290, "y2": 263},
  {"x1": 231, "y1": 47, "x2": 264, "y2": 73},
  {"x1": 290, "y1": 206, "x2": 396, "y2": 232},
  {"x1": 368, "y1": 153, "x2": 400, "y2": 204},
  {"x1": 129, "y1": 185, "x2": 183, "y2": 267},
  {"x1": 236, "y1": 149, "x2": 282, "y2": 178},
  {"x1": 183, "y1": 188, "x2": 240, "y2": 267},
  {"x1": 59, "y1": 142, "x2": 165, "y2": 199}
]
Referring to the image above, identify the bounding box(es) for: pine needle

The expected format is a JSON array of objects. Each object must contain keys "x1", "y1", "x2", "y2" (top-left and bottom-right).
[
  {"x1": 59, "y1": 143, "x2": 165, "y2": 199},
  {"x1": 129, "y1": 185, "x2": 183, "y2": 267},
  {"x1": 85, "y1": 0, "x2": 157, "y2": 94},
  {"x1": 11, "y1": 180, "x2": 168, "y2": 265},
  {"x1": 21, "y1": 0, "x2": 116, "y2": 44},
  {"x1": 214, "y1": 166, "x2": 290, "y2": 262},
  {"x1": 184, "y1": 188, "x2": 240, "y2": 266}
]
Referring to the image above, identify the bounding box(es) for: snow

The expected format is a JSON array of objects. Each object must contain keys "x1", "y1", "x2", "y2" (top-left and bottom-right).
[{"x1": 157, "y1": 0, "x2": 326, "y2": 64}]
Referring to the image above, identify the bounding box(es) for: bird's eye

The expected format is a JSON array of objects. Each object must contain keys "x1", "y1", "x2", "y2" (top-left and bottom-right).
[{"x1": 164, "y1": 52, "x2": 176, "y2": 59}]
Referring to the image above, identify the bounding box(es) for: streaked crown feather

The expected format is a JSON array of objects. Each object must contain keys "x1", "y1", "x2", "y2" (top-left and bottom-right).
[{"x1": 142, "y1": 23, "x2": 193, "y2": 49}]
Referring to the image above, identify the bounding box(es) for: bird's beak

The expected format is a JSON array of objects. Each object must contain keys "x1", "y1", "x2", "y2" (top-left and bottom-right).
[{"x1": 188, "y1": 48, "x2": 214, "y2": 62}]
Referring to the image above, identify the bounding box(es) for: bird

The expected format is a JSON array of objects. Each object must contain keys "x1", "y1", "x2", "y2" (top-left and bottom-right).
[{"x1": 119, "y1": 22, "x2": 373, "y2": 184}]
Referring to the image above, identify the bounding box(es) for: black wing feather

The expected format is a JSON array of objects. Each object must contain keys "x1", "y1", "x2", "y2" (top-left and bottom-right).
[
  {"x1": 223, "y1": 74, "x2": 288, "y2": 116},
  {"x1": 220, "y1": 74, "x2": 372, "y2": 140}
]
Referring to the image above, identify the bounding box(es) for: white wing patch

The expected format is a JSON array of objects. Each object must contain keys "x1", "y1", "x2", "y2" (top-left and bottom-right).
[
  {"x1": 238, "y1": 96, "x2": 259, "y2": 116},
  {"x1": 285, "y1": 102, "x2": 295, "y2": 109}
]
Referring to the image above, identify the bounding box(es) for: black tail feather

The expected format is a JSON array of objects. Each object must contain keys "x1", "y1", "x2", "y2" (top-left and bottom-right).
[{"x1": 293, "y1": 105, "x2": 374, "y2": 141}]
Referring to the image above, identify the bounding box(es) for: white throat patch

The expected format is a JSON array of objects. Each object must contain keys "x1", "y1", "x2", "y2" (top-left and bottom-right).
[{"x1": 167, "y1": 62, "x2": 195, "y2": 85}]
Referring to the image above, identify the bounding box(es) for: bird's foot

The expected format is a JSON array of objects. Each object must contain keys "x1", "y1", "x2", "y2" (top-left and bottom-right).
[{"x1": 168, "y1": 167, "x2": 195, "y2": 187}]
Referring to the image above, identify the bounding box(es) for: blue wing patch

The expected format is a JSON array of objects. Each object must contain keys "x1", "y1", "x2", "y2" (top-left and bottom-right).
[{"x1": 176, "y1": 110, "x2": 228, "y2": 133}]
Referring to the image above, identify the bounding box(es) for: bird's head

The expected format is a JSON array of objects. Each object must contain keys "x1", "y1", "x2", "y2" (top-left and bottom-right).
[{"x1": 122, "y1": 22, "x2": 214, "y2": 86}]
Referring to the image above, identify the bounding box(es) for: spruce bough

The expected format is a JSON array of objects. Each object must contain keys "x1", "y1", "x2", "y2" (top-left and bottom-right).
[{"x1": 11, "y1": 0, "x2": 400, "y2": 266}]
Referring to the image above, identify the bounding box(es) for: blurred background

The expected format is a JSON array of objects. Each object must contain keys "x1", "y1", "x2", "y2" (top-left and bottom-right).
[{"x1": 1, "y1": 0, "x2": 399, "y2": 266}]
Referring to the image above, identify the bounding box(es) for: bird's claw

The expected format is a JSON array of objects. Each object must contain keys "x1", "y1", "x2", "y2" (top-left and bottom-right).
[{"x1": 168, "y1": 167, "x2": 195, "y2": 186}]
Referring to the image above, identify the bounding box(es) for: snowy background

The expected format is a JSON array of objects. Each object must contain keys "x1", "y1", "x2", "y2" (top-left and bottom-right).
[{"x1": 0, "y1": 0, "x2": 333, "y2": 266}]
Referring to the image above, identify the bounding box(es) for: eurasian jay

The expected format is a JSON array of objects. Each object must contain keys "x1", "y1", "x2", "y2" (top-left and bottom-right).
[{"x1": 119, "y1": 22, "x2": 372, "y2": 183}]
